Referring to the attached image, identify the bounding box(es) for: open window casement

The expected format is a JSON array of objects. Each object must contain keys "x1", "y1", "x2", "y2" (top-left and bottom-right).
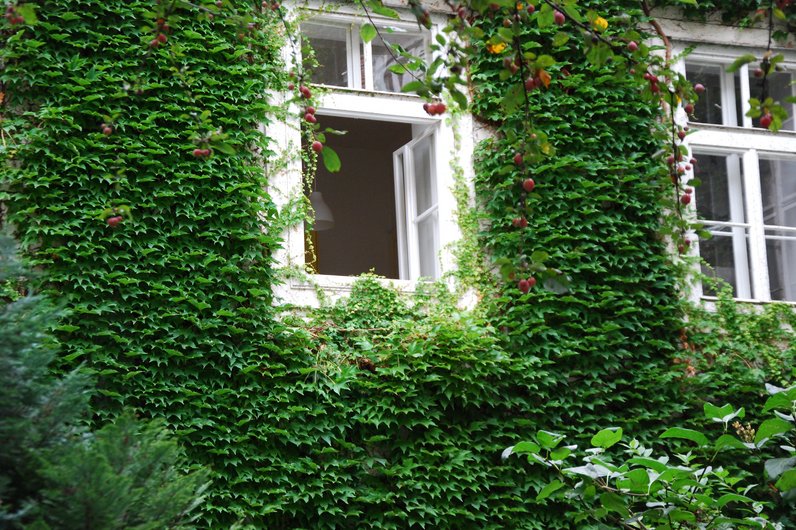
[{"x1": 393, "y1": 127, "x2": 439, "y2": 280}]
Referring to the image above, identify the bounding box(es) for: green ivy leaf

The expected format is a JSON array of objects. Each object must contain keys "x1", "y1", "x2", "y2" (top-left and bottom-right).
[
  {"x1": 321, "y1": 146, "x2": 341, "y2": 173},
  {"x1": 725, "y1": 54, "x2": 757, "y2": 73},
  {"x1": 360, "y1": 23, "x2": 377, "y2": 44}
]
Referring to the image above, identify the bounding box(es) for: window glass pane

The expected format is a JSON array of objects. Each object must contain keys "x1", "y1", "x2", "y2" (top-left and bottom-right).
[
  {"x1": 749, "y1": 71, "x2": 795, "y2": 131},
  {"x1": 686, "y1": 63, "x2": 726, "y2": 125},
  {"x1": 760, "y1": 158, "x2": 796, "y2": 227},
  {"x1": 700, "y1": 229, "x2": 750, "y2": 297},
  {"x1": 760, "y1": 158, "x2": 796, "y2": 300},
  {"x1": 694, "y1": 154, "x2": 744, "y2": 223},
  {"x1": 412, "y1": 134, "x2": 435, "y2": 214},
  {"x1": 394, "y1": 151, "x2": 409, "y2": 276},
  {"x1": 303, "y1": 22, "x2": 349, "y2": 87},
  {"x1": 417, "y1": 212, "x2": 438, "y2": 278},
  {"x1": 372, "y1": 27, "x2": 426, "y2": 92},
  {"x1": 765, "y1": 230, "x2": 796, "y2": 301}
]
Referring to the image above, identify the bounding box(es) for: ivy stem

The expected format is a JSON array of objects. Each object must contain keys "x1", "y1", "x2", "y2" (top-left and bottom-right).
[{"x1": 640, "y1": 0, "x2": 672, "y2": 62}]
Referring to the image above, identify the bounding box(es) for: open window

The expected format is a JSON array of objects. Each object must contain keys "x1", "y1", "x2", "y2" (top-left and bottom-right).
[{"x1": 307, "y1": 115, "x2": 440, "y2": 280}]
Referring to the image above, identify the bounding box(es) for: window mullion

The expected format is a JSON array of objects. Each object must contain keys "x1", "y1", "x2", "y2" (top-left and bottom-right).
[
  {"x1": 739, "y1": 64, "x2": 753, "y2": 128},
  {"x1": 722, "y1": 66, "x2": 738, "y2": 126},
  {"x1": 361, "y1": 26, "x2": 373, "y2": 90},
  {"x1": 742, "y1": 149, "x2": 770, "y2": 300},
  {"x1": 349, "y1": 25, "x2": 362, "y2": 89},
  {"x1": 726, "y1": 153, "x2": 752, "y2": 298}
]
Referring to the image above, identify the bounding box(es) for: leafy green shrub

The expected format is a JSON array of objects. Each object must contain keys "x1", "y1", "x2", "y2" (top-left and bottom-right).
[{"x1": 504, "y1": 386, "x2": 796, "y2": 529}]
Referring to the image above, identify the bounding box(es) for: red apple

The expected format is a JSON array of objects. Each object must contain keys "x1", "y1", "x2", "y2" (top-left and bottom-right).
[
  {"x1": 106, "y1": 215, "x2": 123, "y2": 227},
  {"x1": 684, "y1": 103, "x2": 694, "y2": 114},
  {"x1": 694, "y1": 83, "x2": 705, "y2": 94},
  {"x1": 627, "y1": 41, "x2": 638, "y2": 52},
  {"x1": 305, "y1": 113, "x2": 317, "y2": 124},
  {"x1": 760, "y1": 113, "x2": 773, "y2": 128},
  {"x1": 311, "y1": 141, "x2": 323, "y2": 153},
  {"x1": 522, "y1": 178, "x2": 535, "y2": 192},
  {"x1": 680, "y1": 194, "x2": 691, "y2": 205},
  {"x1": 527, "y1": 276, "x2": 537, "y2": 288},
  {"x1": 514, "y1": 153, "x2": 523, "y2": 165},
  {"x1": 518, "y1": 279, "x2": 530, "y2": 293},
  {"x1": 554, "y1": 10, "x2": 565, "y2": 25}
]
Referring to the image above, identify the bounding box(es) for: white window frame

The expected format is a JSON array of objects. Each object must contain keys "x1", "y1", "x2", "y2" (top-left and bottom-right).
[
  {"x1": 674, "y1": 43, "x2": 796, "y2": 303},
  {"x1": 301, "y1": 11, "x2": 431, "y2": 93},
  {"x1": 269, "y1": 3, "x2": 473, "y2": 306}
]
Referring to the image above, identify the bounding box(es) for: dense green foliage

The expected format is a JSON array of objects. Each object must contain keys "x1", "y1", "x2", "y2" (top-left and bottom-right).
[
  {"x1": 473, "y1": 0, "x2": 684, "y2": 438},
  {"x1": 0, "y1": 0, "x2": 284, "y2": 525},
  {"x1": 2, "y1": 0, "x2": 795, "y2": 527},
  {"x1": 506, "y1": 389, "x2": 796, "y2": 529}
]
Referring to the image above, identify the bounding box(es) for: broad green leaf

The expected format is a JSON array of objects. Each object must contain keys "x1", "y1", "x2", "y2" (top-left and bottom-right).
[
  {"x1": 714, "y1": 434, "x2": 746, "y2": 451},
  {"x1": 530, "y1": 250, "x2": 549, "y2": 263},
  {"x1": 725, "y1": 54, "x2": 757, "y2": 73},
  {"x1": 600, "y1": 492, "x2": 628, "y2": 516},
  {"x1": 536, "y1": 480, "x2": 563, "y2": 501},
  {"x1": 755, "y1": 417, "x2": 792, "y2": 444},
  {"x1": 775, "y1": 469, "x2": 796, "y2": 492},
  {"x1": 387, "y1": 63, "x2": 408, "y2": 74},
  {"x1": 550, "y1": 446, "x2": 572, "y2": 461},
  {"x1": 704, "y1": 403, "x2": 744, "y2": 424},
  {"x1": 717, "y1": 493, "x2": 753, "y2": 508},
  {"x1": 537, "y1": 3, "x2": 554, "y2": 28},
  {"x1": 552, "y1": 32, "x2": 570, "y2": 47},
  {"x1": 765, "y1": 457, "x2": 796, "y2": 480},
  {"x1": 368, "y1": 2, "x2": 399, "y2": 19},
  {"x1": 15, "y1": 4, "x2": 38, "y2": 24},
  {"x1": 591, "y1": 427, "x2": 622, "y2": 449},
  {"x1": 536, "y1": 430, "x2": 565, "y2": 450},
  {"x1": 660, "y1": 427, "x2": 709, "y2": 447},
  {"x1": 400, "y1": 80, "x2": 425, "y2": 94},
  {"x1": 511, "y1": 441, "x2": 541, "y2": 454},
  {"x1": 360, "y1": 23, "x2": 376, "y2": 43},
  {"x1": 321, "y1": 146, "x2": 341, "y2": 173},
  {"x1": 213, "y1": 142, "x2": 236, "y2": 155}
]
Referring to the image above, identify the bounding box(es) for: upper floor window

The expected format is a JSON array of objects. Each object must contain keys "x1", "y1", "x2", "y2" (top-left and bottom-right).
[
  {"x1": 685, "y1": 61, "x2": 795, "y2": 130},
  {"x1": 302, "y1": 17, "x2": 429, "y2": 93},
  {"x1": 683, "y1": 51, "x2": 796, "y2": 302},
  {"x1": 267, "y1": 7, "x2": 462, "y2": 296}
]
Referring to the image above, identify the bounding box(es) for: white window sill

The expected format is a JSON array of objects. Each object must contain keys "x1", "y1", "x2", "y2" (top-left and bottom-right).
[
  {"x1": 275, "y1": 273, "x2": 428, "y2": 307},
  {"x1": 700, "y1": 296, "x2": 796, "y2": 309}
]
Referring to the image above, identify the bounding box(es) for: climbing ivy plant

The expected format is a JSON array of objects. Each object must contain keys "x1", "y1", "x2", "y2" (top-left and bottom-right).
[{"x1": 1, "y1": 0, "x2": 795, "y2": 528}]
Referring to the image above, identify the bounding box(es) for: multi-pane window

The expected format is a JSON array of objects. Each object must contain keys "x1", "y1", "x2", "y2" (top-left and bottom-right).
[
  {"x1": 685, "y1": 56, "x2": 796, "y2": 301},
  {"x1": 302, "y1": 18, "x2": 428, "y2": 93},
  {"x1": 297, "y1": 15, "x2": 443, "y2": 281},
  {"x1": 685, "y1": 61, "x2": 795, "y2": 130}
]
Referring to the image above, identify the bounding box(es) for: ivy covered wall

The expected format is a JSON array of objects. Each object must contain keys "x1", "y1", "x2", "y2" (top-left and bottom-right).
[{"x1": 1, "y1": 0, "x2": 792, "y2": 528}]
